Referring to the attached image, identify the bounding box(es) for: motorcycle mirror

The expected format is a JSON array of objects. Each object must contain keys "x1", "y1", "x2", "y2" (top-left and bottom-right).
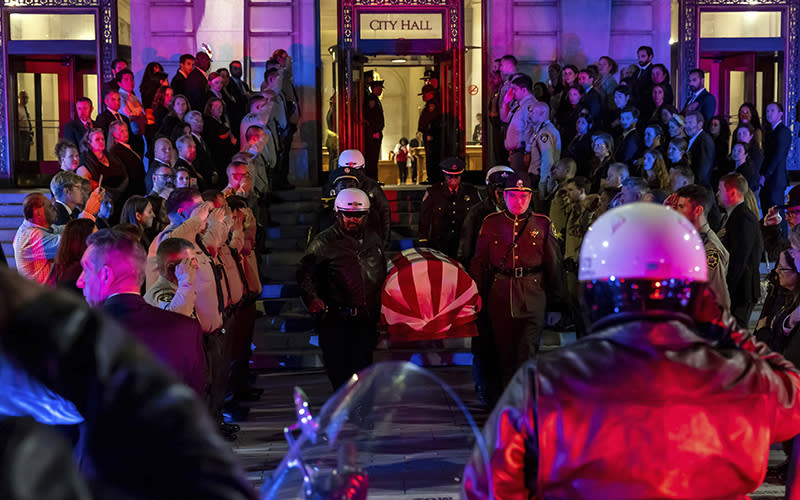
[{"x1": 293, "y1": 386, "x2": 318, "y2": 441}]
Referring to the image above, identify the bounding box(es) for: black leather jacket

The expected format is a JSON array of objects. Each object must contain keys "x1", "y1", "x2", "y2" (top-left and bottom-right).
[
  {"x1": 465, "y1": 313, "x2": 800, "y2": 499},
  {"x1": 298, "y1": 223, "x2": 387, "y2": 315},
  {"x1": 0, "y1": 290, "x2": 256, "y2": 500}
]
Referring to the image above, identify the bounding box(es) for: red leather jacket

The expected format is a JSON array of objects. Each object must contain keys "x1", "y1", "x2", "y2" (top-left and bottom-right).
[{"x1": 464, "y1": 316, "x2": 800, "y2": 499}]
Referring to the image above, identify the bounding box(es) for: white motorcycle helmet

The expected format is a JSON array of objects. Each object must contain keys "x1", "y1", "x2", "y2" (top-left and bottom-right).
[
  {"x1": 338, "y1": 149, "x2": 366, "y2": 170},
  {"x1": 485, "y1": 165, "x2": 514, "y2": 186},
  {"x1": 334, "y1": 188, "x2": 370, "y2": 213},
  {"x1": 579, "y1": 202, "x2": 708, "y2": 330}
]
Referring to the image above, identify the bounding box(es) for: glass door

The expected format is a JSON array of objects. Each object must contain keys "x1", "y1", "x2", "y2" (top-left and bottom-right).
[{"x1": 12, "y1": 57, "x2": 71, "y2": 183}]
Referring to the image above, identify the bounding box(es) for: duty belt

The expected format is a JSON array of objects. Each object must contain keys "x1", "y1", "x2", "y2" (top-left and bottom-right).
[{"x1": 495, "y1": 265, "x2": 543, "y2": 278}]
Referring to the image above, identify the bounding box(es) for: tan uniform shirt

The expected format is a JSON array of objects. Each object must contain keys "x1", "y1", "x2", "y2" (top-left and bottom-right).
[
  {"x1": 700, "y1": 222, "x2": 731, "y2": 311},
  {"x1": 528, "y1": 120, "x2": 561, "y2": 182},
  {"x1": 504, "y1": 94, "x2": 536, "y2": 152},
  {"x1": 146, "y1": 216, "x2": 225, "y2": 333},
  {"x1": 144, "y1": 275, "x2": 196, "y2": 318}
]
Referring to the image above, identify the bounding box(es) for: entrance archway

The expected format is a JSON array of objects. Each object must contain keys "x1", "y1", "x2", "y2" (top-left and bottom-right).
[{"x1": 335, "y1": 0, "x2": 467, "y2": 183}]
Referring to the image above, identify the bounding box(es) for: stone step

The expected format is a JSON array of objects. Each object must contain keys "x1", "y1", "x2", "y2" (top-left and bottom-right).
[
  {"x1": 387, "y1": 238, "x2": 416, "y2": 252},
  {"x1": 254, "y1": 329, "x2": 317, "y2": 350},
  {"x1": 272, "y1": 212, "x2": 317, "y2": 226},
  {"x1": 270, "y1": 187, "x2": 321, "y2": 202},
  {"x1": 258, "y1": 296, "x2": 307, "y2": 317},
  {"x1": 262, "y1": 250, "x2": 304, "y2": 268},
  {"x1": 260, "y1": 265, "x2": 297, "y2": 283},
  {"x1": 0, "y1": 229, "x2": 17, "y2": 242},
  {"x1": 383, "y1": 188, "x2": 426, "y2": 202},
  {"x1": 390, "y1": 212, "x2": 419, "y2": 226},
  {"x1": 0, "y1": 205, "x2": 23, "y2": 217},
  {"x1": 0, "y1": 216, "x2": 23, "y2": 230},
  {"x1": 266, "y1": 223, "x2": 310, "y2": 241},
  {"x1": 256, "y1": 312, "x2": 314, "y2": 333},
  {"x1": 258, "y1": 282, "x2": 301, "y2": 300},
  {"x1": 263, "y1": 237, "x2": 306, "y2": 251},
  {"x1": 0, "y1": 190, "x2": 45, "y2": 204},
  {"x1": 250, "y1": 349, "x2": 323, "y2": 370},
  {"x1": 269, "y1": 200, "x2": 320, "y2": 214},
  {"x1": 388, "y1": 200, "x2": 422, "y2": 213}
]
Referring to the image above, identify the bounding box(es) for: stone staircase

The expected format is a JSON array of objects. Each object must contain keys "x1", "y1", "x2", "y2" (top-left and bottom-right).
[
  {"x1": 249, "y1": 183, "x2": 585, "y2": 371},
  {"x1": 253, "y1": 187, "x2": 322, "y2": 370},
  {"x1": 0, "y1": 189, "x2": 46, "y2": 268}
]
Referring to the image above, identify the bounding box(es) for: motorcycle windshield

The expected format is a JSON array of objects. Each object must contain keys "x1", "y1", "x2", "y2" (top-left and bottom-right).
[{"x1": 266, "y1": 361, "x2": 491, "y2": 500}]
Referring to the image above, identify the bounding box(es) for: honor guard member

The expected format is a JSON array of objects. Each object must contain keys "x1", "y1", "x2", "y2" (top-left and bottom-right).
[
  {"x1": 465, "y1": 204, "x2": 800, "y2": 500},
  {"x1": 469, "y1": 172, "x2": 562, "y2": 386},
  {"x1": 457, "y1": 165, "x2": 514, "y2": 266},
  {"x1": 309, "y1": 165, "x2": 361, "y2": 243},
  {"x1": 458, "y1": 165, "x2": 514, "y2": 406},
  {"x1": 363, "y1": 78, "x2": 385, "y2": 180},
  {"x1": 419, "y1": 158, "x2": 481, "y2": 258},
  {"x1": 527, "y1": 100, "x2": 561, "y2": 199},
  {"x1": 503, "y1": 74, "x2": 537, "y2": 183},
  {"x1": 338, "y1": 149, "x2": 392, "y2": 245},
  {"x1": 298, "y1": 188, "x2": 387, "y2": 390}
]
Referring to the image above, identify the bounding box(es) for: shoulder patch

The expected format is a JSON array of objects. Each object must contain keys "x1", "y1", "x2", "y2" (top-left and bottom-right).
[
  {"x1": 156, "y1": 292, "x2": 175, "y2": 305},
  {"x1": 706, "y1": 248, "x2": 721, "y2": 271}
]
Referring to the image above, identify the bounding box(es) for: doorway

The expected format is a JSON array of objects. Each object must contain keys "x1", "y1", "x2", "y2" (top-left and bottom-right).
[
  {"x1": 699, "y1": 51, "x2": 783, "y2": 129},
  {"x1": 322, "y1": 0, "x2": 476, "y2": 185},
  {"x1": 9, "y1": 55, "x2": 98, "y2": 185}
]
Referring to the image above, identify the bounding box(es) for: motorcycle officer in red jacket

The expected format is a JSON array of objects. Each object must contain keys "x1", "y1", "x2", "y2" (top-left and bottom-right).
[{"x1": 464, "y1": 202, "x2": 800, "y2": 499}]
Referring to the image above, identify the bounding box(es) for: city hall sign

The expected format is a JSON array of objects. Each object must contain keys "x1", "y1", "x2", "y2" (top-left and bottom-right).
[{"x1": 359, "y1": 13, "x2": 443, "y2": 40}]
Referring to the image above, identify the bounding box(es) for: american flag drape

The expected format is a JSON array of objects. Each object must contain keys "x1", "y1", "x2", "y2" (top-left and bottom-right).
[{"x1": 381, "y1": 248, "x2": 481, "y2": 341}]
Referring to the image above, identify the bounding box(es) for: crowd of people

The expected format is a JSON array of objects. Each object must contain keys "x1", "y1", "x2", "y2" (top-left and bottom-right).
[
  {"x1": 485, "y1": 48, "x2": 792, "y2": 221},
  {"x1": 10, "y1": 48, "x2": 303, "y2": 442},
  {"x1": 5, "y1": 42, "x2": 800, "y2": 493}
]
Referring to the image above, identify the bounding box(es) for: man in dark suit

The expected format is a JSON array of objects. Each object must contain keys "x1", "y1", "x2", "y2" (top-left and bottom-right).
[
  {"x1": 718, "y1": 173, "x2": 764, "y2": 329},
  {"x1": 227, "y1": 60, "x2": 250, "y2": 133},
  {"x1": 760, "y1": 102, "x2": 792, "y2": 212},
  {"x1": 50, "y1": 170, "x2": 102, "y2": 225},
  {"x1": 184, "y1": 110, "x2": 218, "y2": 187},
  {"x1": 62, "y1": 97, "x2": 94, "y2": 147},
  {"x1": 94, "y1": 90, "x2": 131, "y2": 139},
  {"x1": 632, "y1": 46, "x2": 654, "y2": 109},
  {"x1": 577, "y1": 69, "x2": 604, "y2": 127},
  {"x1": 685, "y1": 110, "x2": 715, "y2": 188},
  {"x1": 615, "y1": 106, "x2": 643, "y2": 168},
  {"x1": 77, "y1": 228, "x2": 206, "y2": 396},
  {"x1": 682, "y1": 68, "x2": 717, "y2": 123},
  {"x1": 186, "y1": 51, "x2": 211, "y2": 112},
  {"x1": 171, "y1": 54, "x2": 194, "y2": 98}
]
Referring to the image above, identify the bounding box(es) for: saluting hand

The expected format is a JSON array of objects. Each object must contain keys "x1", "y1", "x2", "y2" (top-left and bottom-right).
[{"x1": 764, "y1": 206, "x2": 782, "y2": 227}]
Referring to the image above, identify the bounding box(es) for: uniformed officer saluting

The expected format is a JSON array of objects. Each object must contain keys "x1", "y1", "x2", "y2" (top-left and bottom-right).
[
  {"x1": 470, "y1": 171, "x2": 562, "y2": 386},
  {"x1": 297, "y1": 188, "x2": 387, "y2": 390},
  {"x1": 419, "y1": 158, "x2": 481, "y2": 258}
]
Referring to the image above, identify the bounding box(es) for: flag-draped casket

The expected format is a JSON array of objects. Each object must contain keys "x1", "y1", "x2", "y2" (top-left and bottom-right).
[{"x1": 381, "y1": 248, "x2": 481, "y2": 341}]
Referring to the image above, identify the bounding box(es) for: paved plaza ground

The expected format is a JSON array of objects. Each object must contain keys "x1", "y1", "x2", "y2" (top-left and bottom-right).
[{"x1": 232, "y1": 365, "x2": 789, "y2": 499}]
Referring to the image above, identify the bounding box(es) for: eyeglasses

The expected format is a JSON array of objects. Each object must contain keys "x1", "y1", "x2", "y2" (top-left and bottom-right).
[
  {"x1": 341, "y1": 212, "x2": 368, "y2": 219},
  {"x1": 154, "y1": 174, "x2": 175, "y2": 179}
]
